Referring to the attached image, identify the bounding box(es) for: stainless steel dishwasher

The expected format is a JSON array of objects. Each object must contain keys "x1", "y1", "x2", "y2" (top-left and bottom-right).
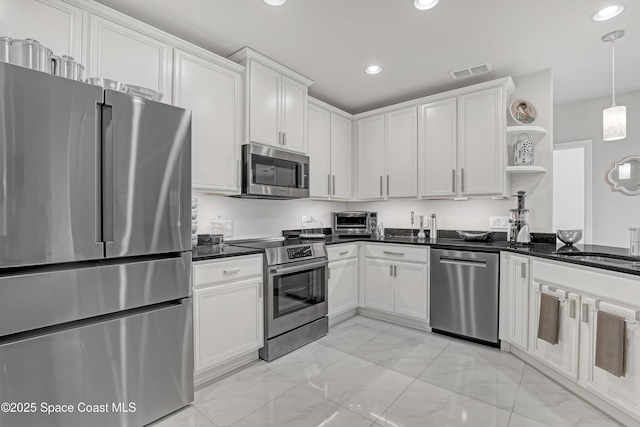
[{"x1": 429, "y1": 249, "x2": 500, "y2": 346}]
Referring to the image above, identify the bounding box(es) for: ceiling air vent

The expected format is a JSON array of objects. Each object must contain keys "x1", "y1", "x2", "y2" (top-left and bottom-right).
[{"x1": 450, "y1": 63, "x2": 493, "y2": 80}]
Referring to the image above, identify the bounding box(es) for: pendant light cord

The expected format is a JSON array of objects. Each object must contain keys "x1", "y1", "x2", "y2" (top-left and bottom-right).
[{"x1": 611, "y1": 39, "x2": 616, "y2": 107}]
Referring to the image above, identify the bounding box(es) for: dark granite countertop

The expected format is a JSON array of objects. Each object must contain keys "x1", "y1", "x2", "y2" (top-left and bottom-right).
[
  {"x1": 192, "y1": 232, "x2": 640, "y2": 277},
  {"x1": 192, "y1": 244, "x2": 263, "y2": 261},
  {"x1": 323, "y1": 236, "x2": 640, "y2": 277}
]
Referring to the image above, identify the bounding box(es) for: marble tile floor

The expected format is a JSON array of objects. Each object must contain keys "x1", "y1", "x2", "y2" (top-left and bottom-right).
[{"x1": 150, "y1": 315, "x2": 622, "y2": 427}]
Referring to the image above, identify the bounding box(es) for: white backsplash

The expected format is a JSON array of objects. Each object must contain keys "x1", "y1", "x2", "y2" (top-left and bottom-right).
[{"x1": 194, "y1": 194, "x2": 347, "y2": 240}]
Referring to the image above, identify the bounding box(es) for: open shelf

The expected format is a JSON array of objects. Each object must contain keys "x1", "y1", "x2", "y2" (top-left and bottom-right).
[
  {"x1": 506, "y1": 165, "x2": 547, "y2": 174},
  {"x1": 506, "y1": 125, "x2": 547, "y2": 146}
]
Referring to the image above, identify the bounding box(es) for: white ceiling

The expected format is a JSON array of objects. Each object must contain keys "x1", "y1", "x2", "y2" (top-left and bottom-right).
[{"x1": 95, "y1": 0, "x2": 639, "y2": 114}]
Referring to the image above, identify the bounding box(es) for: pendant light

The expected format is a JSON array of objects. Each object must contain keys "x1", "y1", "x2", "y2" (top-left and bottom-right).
[{"x1": 602, "y1": 30, "x2": 626, "y2": 141}]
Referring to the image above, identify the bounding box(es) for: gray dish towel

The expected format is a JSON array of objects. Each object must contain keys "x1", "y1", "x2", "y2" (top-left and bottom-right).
[
  {"x1": 595, "y1": 310, "x2": 626, "y2": 377},
  {"x1": 537, "y1": 293, "x2": 560, "y2": 345}
]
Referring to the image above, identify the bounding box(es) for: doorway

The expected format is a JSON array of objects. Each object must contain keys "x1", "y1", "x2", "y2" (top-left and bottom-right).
[{"x1": 553, "y1": 140, "x2": 592, "y2": 243}]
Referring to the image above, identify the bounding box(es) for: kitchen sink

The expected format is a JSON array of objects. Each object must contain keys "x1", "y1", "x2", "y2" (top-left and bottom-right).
[{"x1": 555, "y1": 253, "x2": 640, "y2": 269}]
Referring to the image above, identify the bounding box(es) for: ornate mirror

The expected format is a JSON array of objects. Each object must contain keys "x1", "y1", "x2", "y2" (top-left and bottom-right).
[{"x1": 607, "y1": 156, "x2": 640, "y2": 195}]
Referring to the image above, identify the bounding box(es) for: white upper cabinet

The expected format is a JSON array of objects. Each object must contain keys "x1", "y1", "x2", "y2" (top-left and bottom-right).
[
  {"x1": 357, "y1": 115, "x2": 385, "y2": 200},
  {"x1": 248, "y1": 61, "x2": 281, "y2": 146},
  {"x1": 357, "y1": 108, "x2": 418, "y2": 200},
  {"x1": 307, "y1": 104, "x2": 331, "y2": 198},
  {"x1": 229, "y1": 48, "x2": 312, "y2": 154},
  {"x1": 330, "y1": 113, "x2": 353, "y2": 200},
  {"x1": 173, "y1": 50, "x2": 243, "y2": 194},
  {"x1": 307, "y1": 100, "x2": 353, "y2": 200},
  {"x1": 281, "y1": 76, "x2": 307, "y2": 152},
  {"x1": 386, "y1": 107, "x2": 418, "y2": 198},
  {"x1": 87, "y1": 15, "x2": 173, "y2": 103},
  {"x1": 458, "y1": 87, "x2": 506, "y2": 196},
  {"x1": 0, "y1": 0, "x2": 83, "y2": 60},
  {"x1": 418, "y1": 98, "x2": 457, "y2": 198}
]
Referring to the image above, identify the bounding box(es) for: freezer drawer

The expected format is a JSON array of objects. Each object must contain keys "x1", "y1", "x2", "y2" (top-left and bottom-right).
[
  {"x1": 0, "y1": 299, "x2": 193, "y2": 427},
  {"x1": 103, "y1": 90, "x2": 191, "y2": 258},
  {"x1": 430, "y1": 249, "x2": 499, "y2": 344},
  {"x1": 0, "y1": 252, "x2": 191, "y2": 337},
  {"x1": 0, "y1": 62, "x2": 104, "y2": 268}
]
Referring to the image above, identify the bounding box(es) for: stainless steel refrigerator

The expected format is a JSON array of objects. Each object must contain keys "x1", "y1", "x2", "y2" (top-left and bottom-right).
[{"x1": 0, "y1": 62, "x2": 193, "y2": 427}]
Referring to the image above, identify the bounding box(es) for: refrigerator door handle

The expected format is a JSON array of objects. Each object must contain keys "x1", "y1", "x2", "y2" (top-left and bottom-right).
[{"x1": 101, "y1": 104, "x2": 114, "y2": 243}]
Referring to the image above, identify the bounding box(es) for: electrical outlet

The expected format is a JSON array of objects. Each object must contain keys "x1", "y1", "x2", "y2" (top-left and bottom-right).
[{"x1": 490, "y1": 216, "x2": 510, "y2": 229}]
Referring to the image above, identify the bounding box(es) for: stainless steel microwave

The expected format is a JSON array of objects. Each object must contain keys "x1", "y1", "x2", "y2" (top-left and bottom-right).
[
  {"x1": 333, "y1": 211, "x2": 377, "y2": 235},
  {"x1": 236, "y1": 143, "x2": 309, "y2": 199}
]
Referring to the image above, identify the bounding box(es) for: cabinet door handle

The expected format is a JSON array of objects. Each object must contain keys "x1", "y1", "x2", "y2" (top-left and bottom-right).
[
  {"x1": 283, "y1": 132, "x2": 286, "y2": 146},
  {"x1": 328, "y1": 174, "x2": 332, "y2": 196},
  {"x1": 380, "y1": 176, "x2": 383, "y2": 196},
  {"x1": 383, "y1": 251, "x2": 405, "y2": 256},
  {"x1": 452, "y1": 169, "x2": 456, "y2": 193},
  {"x1": 582, "y1": 303, "x2": 589, "y2": 323},
  {"x1": 389, "y1": 265, "x2": 393, "y2": 276},
  {"x1": 224, "y1": 268, "x2": 241, "y2": 274},
  {"x1": 569, "y1": 300, "x2": 576, "y2": 319},
  {"x1": 332, "y1": 175, "x2": 336, "y2": 196},
  {"x1": 387, "y1": 175, "x2": 390, "y2": 196},
  {"x1": 394, "y1": 265, "x2": 397, "y2": 277},
  {"x1": 461, "y1": 168, "x2": 465, "y2": 192},
  {"x1": 520, "y1": 263, "x2": 526, "y2": 279},
  {"x1": 259, "y1": 283, "x2": 263, "y2": 298},
  {"x1": 278, "y1": 131, "x2": 283, "y2": 145}
]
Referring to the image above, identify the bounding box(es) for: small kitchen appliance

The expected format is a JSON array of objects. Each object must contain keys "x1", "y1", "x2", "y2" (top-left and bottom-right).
[
  {"x1": 236, "y1": 143, "x2": 310, "y2": 199},
  {"x1": 509, "y1": 191, "x2": 531, "y2": 244},
  {"x1": 333, "y1": 211, "x2": 377, "y2": 236}
]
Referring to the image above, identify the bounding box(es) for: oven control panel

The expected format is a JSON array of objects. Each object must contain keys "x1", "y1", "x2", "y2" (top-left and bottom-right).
[{"x1": 287, "y1": 246, "x2": 313, "y2": 260}]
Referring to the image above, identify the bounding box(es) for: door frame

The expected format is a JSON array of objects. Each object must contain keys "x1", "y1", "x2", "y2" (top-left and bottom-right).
[{"x1": 553, "y1": 140, "x2": 593, "y2": 244}]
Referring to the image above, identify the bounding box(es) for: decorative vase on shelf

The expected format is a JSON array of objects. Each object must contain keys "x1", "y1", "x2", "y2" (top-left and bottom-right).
[{"x1": 514, "y1": 133, "x2": 534, "y2": 165}]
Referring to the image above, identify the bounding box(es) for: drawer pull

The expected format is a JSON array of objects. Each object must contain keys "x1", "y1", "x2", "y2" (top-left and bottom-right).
[
  {"x1": 383, "y1": 251, "x2": 405, "y2": 256},
  {"x1": 339, "y1": 251, "x2": 349, "y2": 255},
  {"x1": 224, "y1": 268, "x2": 241, "y2": 274}
]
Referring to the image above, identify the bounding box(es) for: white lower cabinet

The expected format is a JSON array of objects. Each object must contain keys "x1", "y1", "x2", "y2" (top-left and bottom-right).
[
  {"x1": 328, "y1": 258, "x2": 358, "y2": 318},
  {"x1": 193, "y1": 255, "x2": 263, "y2": 377},
  {"x1": 505, "y1": 254, "x2": 530, "y2": 351},
  {"x1": 530, "y1": 282, "x2": 580, "y2": 380},
  {"x1": 394, "y1": 261, "x2": 428, "y2": 320},
  {"x1": 363, "y1": 245, "x2": 428, "y2": 322},
  {"x1": 364, "y1": 258, "x2": 395, "y2": 312},
  {"x1": 580, "y1": 297, "x2": 640, "y2": 419},
  {"x1": 503, "y1": 259, "x2": 640, "y2": 425}
]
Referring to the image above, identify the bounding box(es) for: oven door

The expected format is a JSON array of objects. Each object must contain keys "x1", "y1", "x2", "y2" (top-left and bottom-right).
[{"x1": 266, "y1": 259, "x2": 328, "y2": 339}]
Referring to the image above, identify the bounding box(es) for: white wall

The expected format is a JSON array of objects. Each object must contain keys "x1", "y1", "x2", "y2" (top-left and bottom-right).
[
  {"x1": 553, "y1": 147, "x2": 585, "y2": 235},
  {"x1": 194, "y1": 194, "x2": 347, "y2": 239},
  {"x1": 348, "y1": 69, "x2": 555, "y2": 233},
  {"x1": 554, "y1": 90, "x2": 640, "y2": 247}
]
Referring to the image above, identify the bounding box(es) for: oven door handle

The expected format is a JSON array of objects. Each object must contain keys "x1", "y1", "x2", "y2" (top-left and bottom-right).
[{"x1": 270, "y1": 260, "x2": 329, "y2": 276}]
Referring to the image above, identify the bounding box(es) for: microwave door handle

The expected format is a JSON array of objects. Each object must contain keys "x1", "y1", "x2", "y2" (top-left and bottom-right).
[{"x1": 296, "y1": 163, "x2": 304, "y2": 189}]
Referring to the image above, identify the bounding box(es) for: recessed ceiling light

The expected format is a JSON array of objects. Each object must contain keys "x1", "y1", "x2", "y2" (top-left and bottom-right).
[
  {"x1": 414, "y1": 0, "x2": 439, "y2": 11},
  {"x1": 364, "y1": 65, "x2": 382, "y2": 75},
  {"x1": 590, "y1": 4, "x2": 625, "y2": 21},
  {"x1": 264, "y1": 0, "x2": 286, "y2": 6}
]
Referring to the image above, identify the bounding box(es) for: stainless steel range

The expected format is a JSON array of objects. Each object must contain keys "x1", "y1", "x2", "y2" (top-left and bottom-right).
[{"x1": 232, "y1": 239, "x2": 328, "y2": 361}]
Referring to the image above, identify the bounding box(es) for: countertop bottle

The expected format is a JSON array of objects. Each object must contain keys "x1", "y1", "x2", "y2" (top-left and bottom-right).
[{"x1": 430, "y1": 214, "x2": 437, "y2": 240}]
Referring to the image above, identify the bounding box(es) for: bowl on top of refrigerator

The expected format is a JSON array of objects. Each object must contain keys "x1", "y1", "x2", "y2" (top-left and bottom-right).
[
  {"x1": 125, "y1": 84, "x2": 163, "y2": 101},
  {"x1": 86, "y1": 77, "x2": 128, "y2": 92}
]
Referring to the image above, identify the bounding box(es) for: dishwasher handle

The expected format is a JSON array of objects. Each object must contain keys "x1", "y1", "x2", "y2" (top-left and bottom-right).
[{"x1": 439, "y1": 257, "x2": 487, "y2": 267}]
